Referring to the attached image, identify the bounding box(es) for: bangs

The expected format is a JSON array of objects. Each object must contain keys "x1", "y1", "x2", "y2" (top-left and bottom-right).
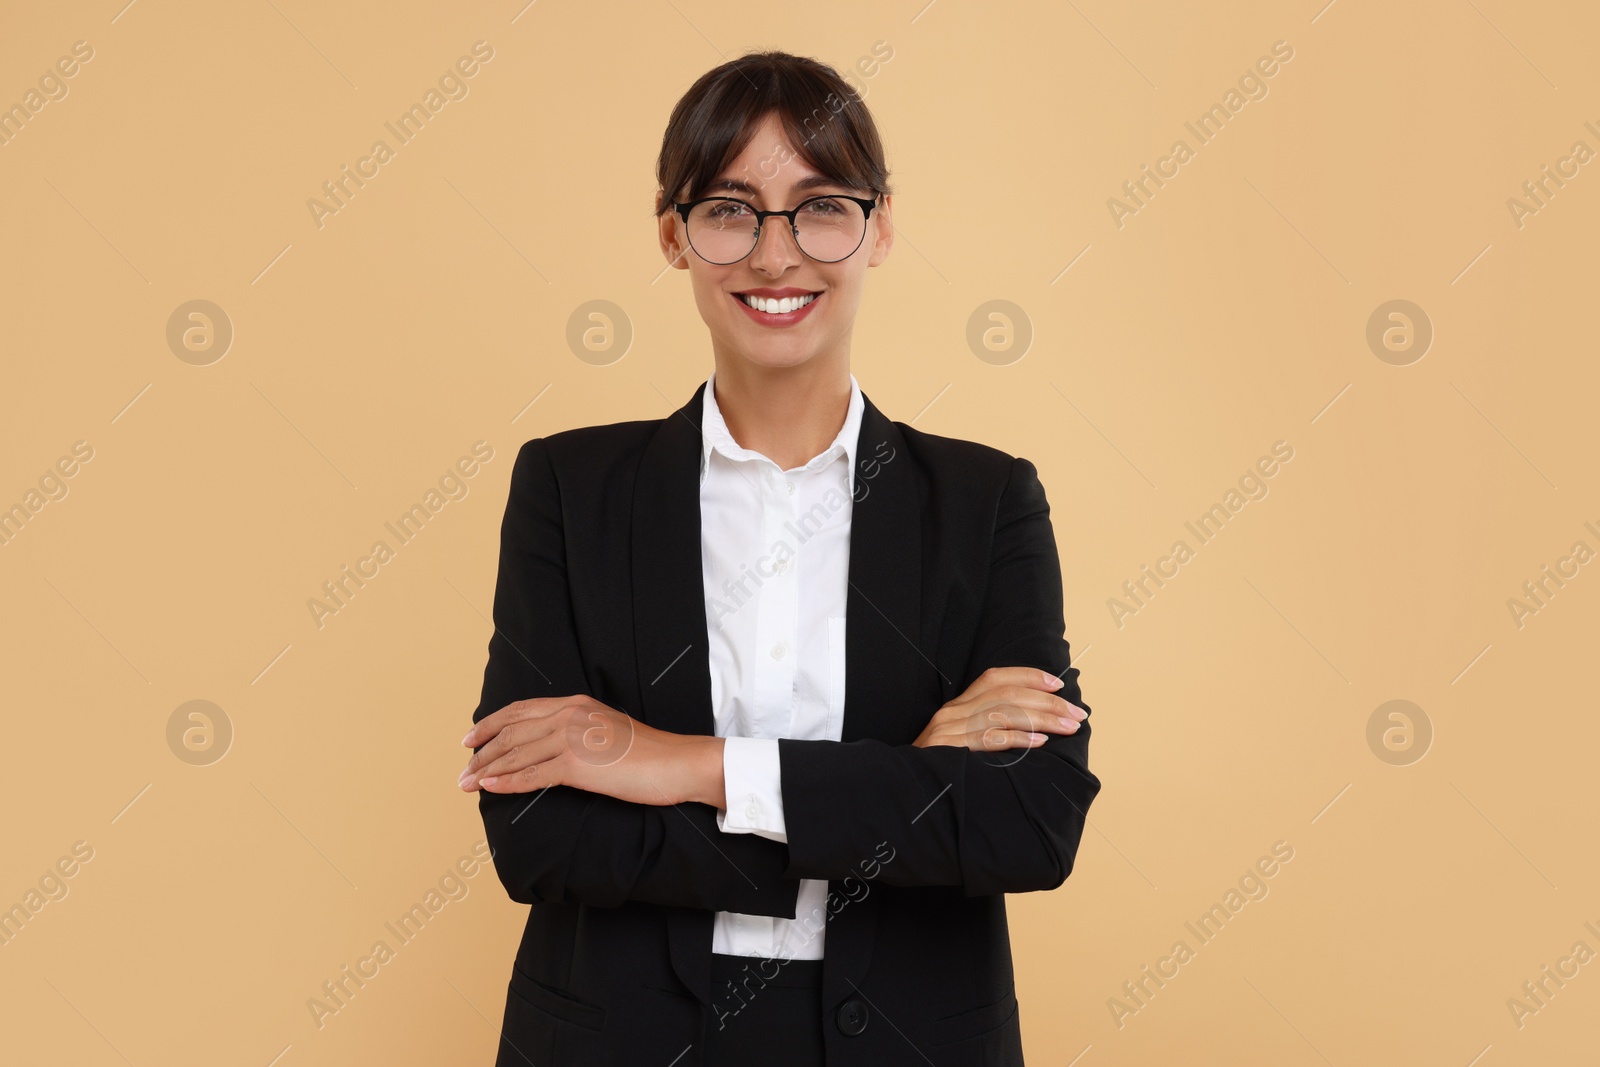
[{"x1": 656, "y1": 51, "x2": 892, "y2": 214}]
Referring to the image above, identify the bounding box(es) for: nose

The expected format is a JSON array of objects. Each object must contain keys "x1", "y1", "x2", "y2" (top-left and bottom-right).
[{"x1": 747, "y1": 214, "x2": 803, "y2": 273}]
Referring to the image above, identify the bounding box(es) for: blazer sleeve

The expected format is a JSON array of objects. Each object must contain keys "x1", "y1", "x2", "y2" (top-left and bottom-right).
[
  {"x1": 776, "y1": 455, "x2": 1102, "y2": 896},
  {"x1": 472, "y1": 437, "x2": 801, "y2": 919}
]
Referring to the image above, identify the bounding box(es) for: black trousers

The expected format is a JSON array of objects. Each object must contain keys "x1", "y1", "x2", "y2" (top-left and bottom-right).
[{"x1": 704, "y1": 952, "x2": 826, "y2": 1067}]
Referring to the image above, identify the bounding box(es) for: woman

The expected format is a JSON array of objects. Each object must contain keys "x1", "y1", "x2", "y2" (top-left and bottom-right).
[{"x1": 459, "y1": 50, "x2": 1099, "y2": 1067}]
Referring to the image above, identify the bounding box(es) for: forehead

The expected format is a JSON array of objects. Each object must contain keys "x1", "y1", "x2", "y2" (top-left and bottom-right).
[
  {"x1": 703, "y1": 172, "x2": 854, "y2": 199},
  {"x1": 705, "y1": 113, "x2": 862, "y2": 200}
]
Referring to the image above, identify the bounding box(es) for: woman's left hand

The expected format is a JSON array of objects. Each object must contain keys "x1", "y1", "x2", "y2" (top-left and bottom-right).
[{"x1": 459, "y1": 695, "x2": 722, "y2": 807}]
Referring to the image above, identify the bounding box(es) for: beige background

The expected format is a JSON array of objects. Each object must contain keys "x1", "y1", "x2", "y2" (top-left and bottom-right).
[{"x1": 2, "y1": 0, "x2": 1596, "y2": 1063}]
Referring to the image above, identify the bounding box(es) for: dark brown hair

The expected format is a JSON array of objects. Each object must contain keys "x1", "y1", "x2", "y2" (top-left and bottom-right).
[{"x1": 654, "y1": 50, "x2": 893, "y2": 216}]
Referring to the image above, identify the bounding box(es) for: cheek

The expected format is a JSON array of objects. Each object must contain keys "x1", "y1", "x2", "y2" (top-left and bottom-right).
[
  {"x1": 824, "y1": 291, "x2": 860, "y2": 329},
  {"x1": 820, "y1": 271, "x2": 865, "y2": 316},
  {"x1": 688, "y1": 269, "x2": 728, "y2": 317},
  {"x1": 690, "y1": 262, "x2": 734, "y2": 296}
]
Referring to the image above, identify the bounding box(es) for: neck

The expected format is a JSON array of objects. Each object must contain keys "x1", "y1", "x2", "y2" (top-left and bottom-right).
[{"x1": 710, "y1": 353, "x2": 852, "y2": 471}]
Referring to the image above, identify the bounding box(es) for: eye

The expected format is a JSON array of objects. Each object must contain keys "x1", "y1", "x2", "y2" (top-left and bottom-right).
[
  {"x1": 705, "y1": 200, "x2": 753, "y2": 220},
  {"x1": 802, "y1": 198, "x2": 847, "y2": 217}
]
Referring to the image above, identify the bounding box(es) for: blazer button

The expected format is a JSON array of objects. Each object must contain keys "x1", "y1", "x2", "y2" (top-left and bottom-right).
[{"x1": 836, "y1": 997, "x2": 869, "y2": 1036}]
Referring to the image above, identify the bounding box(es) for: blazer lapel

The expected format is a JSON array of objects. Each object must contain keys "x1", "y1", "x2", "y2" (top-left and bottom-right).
[
  {"x1": 631, "y1": 379, "x2": 923, "y2": 1012},
  {"x1": 630, "y1": 380, "x2": 716, "y2": 737},
  {"x1": 631, "y1": 381, "x2": 719, "y2": 1008},
  {"x1": 825, "y1": 392, "x2": 920, "y2": 1012},
  {"x1": 628, "y1": 381, "x2": 925, "y2": 738},
  {"x1": 841, "y1": 395, "x2": 923, "y2": 742}
]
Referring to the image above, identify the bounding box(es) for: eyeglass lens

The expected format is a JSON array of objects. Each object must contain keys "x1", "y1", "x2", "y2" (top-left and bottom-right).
[{"x1": 685, "y1": 198, "x2": 866, "y2": 264}]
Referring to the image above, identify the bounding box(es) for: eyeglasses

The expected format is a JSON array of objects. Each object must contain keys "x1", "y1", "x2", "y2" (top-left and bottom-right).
[{"x1": 672, "y1": 194, "x2": 880, "y2": 265}]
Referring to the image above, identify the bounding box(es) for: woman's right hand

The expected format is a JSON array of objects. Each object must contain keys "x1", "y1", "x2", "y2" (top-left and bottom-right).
[{"x1": 913, "y1": 666, "x2": 1086, "y2": 752}]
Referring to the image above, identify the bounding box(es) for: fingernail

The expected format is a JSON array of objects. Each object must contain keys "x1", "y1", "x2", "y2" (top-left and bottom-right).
[
  {"x1": 479, "y1": 776, "x2": 498, "y2": 788},
  {"x1": 1058, "y1": 717, "x2": 1076, "y2": 730},
  {"x1": 1044, "y1": 673, "x2": 1063, "y2": 689},
  {"x1": 1028, "y1": 732, "x2": 1046, "y2": 743},
  {"x1": 458, "y1": 769, "x2": 473, "y2": 785},
  {"x1": 461, "y1": 730, "x2": 474, "y2": 746}
]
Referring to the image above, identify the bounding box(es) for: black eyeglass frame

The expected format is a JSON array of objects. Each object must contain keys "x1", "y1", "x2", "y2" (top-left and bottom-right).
[{"x1": 671, "y1": 193, "x2": 881, "y2": 264}]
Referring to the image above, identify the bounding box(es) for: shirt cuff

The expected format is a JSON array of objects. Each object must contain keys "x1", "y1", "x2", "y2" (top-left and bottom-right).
[{"x1": 716, "y1": 736, "x2": 787, "y2": 842}]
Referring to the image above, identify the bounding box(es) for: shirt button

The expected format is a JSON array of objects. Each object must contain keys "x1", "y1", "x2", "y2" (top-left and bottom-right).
[
  {"x1": 773, "y1": 558, "x2": 788, "y2": 574},
  {"x1": 786, "y1": 480, "x2": 795, "y2": 494},
  {"x1": 770, "y1": 643, "x2": 786, "y2": 660},
  {"x1": 746, "y1": 801, "x2": 759, "y2": 819}
]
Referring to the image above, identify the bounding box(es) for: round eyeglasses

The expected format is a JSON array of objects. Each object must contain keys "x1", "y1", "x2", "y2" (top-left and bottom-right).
[{"x1": 672, "y1": 194, "x2": 880, "y2": 265}]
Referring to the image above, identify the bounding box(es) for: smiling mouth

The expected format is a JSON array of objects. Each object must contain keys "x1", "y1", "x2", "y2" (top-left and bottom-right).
[{"x1": 734, "y1": 291, "x2": 821, "y2": 315}]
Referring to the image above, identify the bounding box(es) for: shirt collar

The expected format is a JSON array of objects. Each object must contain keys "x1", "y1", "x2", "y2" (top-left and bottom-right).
[{"x1": 699, "y1": 369, "x2": 866, "y2": 497}]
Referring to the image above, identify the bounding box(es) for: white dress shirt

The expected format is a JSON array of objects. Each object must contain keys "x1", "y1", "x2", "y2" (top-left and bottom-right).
[{"x1": 700, "y1": 369, "x2": 864, "y2": 961}]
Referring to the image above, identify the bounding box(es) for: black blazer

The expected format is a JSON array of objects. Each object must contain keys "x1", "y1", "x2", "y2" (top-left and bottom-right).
[{"x1": 471, "y1": 379, "x2": 1100, "y2": 1066}]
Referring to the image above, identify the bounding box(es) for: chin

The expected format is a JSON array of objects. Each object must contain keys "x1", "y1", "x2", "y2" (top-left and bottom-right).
[
  {"x1": 740, "y1": 348, "x2": 817, "y2": 370},
  {"x1": 722, "y1": 337, "x2": 822, "y2": 370}
]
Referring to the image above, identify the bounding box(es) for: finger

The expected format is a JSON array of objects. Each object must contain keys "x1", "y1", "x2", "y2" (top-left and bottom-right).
[
  {"x1": 967, "y1": 724, "x2": 1049, "y2": 751},
  {"x1": 958, "y1": 684, "x2": 1063, "y2": 720},
  {"x1": 963, "y1": 666, "x2": 1065, "y2": 701},
  {"x1": 980, "y1": 705, "x2": 1081, "y2": 735},
  {"x1": 967, "y1": 717, "x2": 1032, "y2": 748},
  {"x1": 464, "y1": 719, "x2": 532, "y2": 776},
  {"x1": 977, "y1": 686, "x2": 1087, "y2": 723},
  {"x1": 467, "y1": 703, "x2": 572, "y2": 771},
  {"x1": 916, "y1": 723, "x2": 969, "y2": 748},
  {"x1": 463, "y1": 718, "x2": 565, "y2": 783},
  {"x1": 463, "y1": 700, "x2": 530, "y2": 748},
  {"x1": 464, "y1": 696, "x2": 569, "y2": 748},
  {"x1": 462, "y1": 745, "x2": 530, "y2": 789},
  {"x1": 478, "y1": 734, "x2": 577, "y2": 792},
  {"x1": 473, "y1": 737, "x2": 567, "y2": 791},
  {"x1": 478, "y1": 762, "x2": 553, "y2": 793},
  {"x1": 1001, "y1": 685, "x2": 1085, "y2": 720}
]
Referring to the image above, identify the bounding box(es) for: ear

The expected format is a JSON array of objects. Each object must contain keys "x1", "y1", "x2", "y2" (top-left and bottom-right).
[
  {"x1": 657, "y1": 190, "x2": 691, "y2": 271},
  {"x1": 866, "y1": 193, "x2": 893, "y2": 267}
]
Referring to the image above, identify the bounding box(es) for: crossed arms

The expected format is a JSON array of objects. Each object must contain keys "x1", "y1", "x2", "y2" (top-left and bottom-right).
[{"x1": 461, "y1": 438, "x2": 1101, "y2": 917}]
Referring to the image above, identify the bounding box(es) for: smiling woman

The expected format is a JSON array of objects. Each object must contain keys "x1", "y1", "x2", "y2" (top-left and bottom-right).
[
  {"x1": 649, "y1": 57, "x2": 894, "y2": 385},
  {"x1": 463, "y1": 48, "x2": 1098, "y2": 1067}
]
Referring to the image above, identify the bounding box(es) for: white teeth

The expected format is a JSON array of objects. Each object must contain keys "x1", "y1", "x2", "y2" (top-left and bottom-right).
[{"x1": 741, "y1": 292, "x2": 817, "y2": 314}]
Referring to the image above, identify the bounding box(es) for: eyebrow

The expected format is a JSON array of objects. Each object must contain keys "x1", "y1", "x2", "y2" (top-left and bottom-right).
[{"x1": 702, "y1": 174, "x2": 860, "y2": 197}]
